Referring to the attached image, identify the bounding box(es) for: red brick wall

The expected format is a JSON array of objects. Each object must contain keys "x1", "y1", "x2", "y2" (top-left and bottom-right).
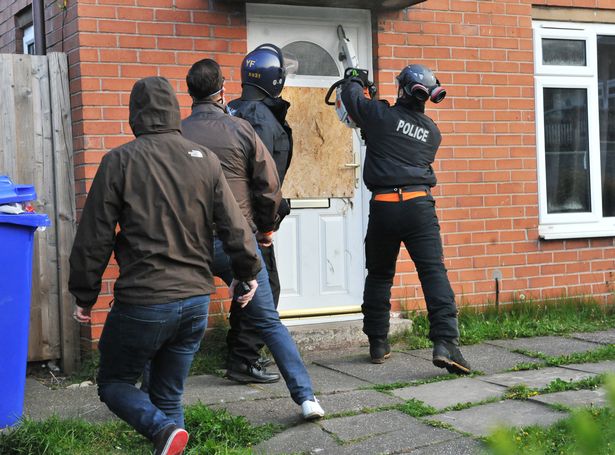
[
  {"x1": 3, "y1": 0, "x2": 615, "y2": 350},
  {"x1": 63, "y1": 0, "x2": 248, "y2": 348},
  {"x1": 376, "y1": 0, "x2": 615, "y2": 314}
]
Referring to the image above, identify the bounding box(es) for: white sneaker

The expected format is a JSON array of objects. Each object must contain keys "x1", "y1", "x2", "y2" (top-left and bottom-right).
[{"x1": 301, "y1": 397, "x2": 325, "y2": 420}]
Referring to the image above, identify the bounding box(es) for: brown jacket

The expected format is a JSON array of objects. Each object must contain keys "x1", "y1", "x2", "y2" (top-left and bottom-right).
[
  {"x1": 181, "y1": 101, "x2": 281, "y2": 233},
  {"x1": 69, "y1": 77, "x2": 260, "y2": 307}
]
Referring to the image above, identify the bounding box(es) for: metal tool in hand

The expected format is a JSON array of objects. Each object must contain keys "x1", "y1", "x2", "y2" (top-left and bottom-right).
[{"x1": 324, "y1": 25, "x2": 376, "y2": 129}]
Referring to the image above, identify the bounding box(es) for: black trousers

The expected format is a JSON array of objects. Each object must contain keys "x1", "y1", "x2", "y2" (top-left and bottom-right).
[
  {"x1": 226, "y1": 243, "x2": 280, "y2": 365},
  {"x1": 362, "y1": 195, "x2": 459, "y2": 342}
]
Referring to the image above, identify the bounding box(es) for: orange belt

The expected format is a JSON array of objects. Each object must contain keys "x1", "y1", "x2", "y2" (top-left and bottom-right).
[{"x1": 373, "y1": 190, "x2": 428, "y2": 202}]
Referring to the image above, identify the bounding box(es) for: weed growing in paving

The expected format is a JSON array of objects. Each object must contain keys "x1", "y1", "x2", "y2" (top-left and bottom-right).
[
  {"x1": 504, "y1": 375, "x2": 606, "y2": 401},
  {"x1": 399, "y1": 298, "x2": 615, "y2": 350},
  {"x1": 0, "y1": 403, "x2": 280, "y2": 455},
  {"x1": 371, "y1": 373, "x2": 458, "y2": 392},
  {"x1": 398, "y1": 398, "x2": 438, "y2": 417},
  {"x1": 486, "y1": 376, "x2": 615, "y2": 455},
  {"x1": 509, "y1": 344, "x2": 615, "y2": 373}
]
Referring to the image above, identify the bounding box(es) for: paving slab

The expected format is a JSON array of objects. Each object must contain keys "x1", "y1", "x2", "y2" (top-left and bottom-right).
[
  {"x1": 253, "y1": 363, "x2": 372, "y2": 398},
  {"x1": 428, "y1": 400, "x2": 567, "y2": 437},
  {"x1": 479, "y1": 367, "x2": 596, "y2": 389},
  {"x1": 23, "y1": 378, "x2": 115, "y2": 422},
  {"x1": 211, "y1": 396, "x2": 306, "y2": 426},
  {"x1": 560, "y1": 360, "x2": 615, "y2": 374},
  {"x1": 407, "y1": 437, "x2": 484, "y2": 454},
  {"x1": 314, "y1": 389, "x2": 403, "y2": 415},
  {"x1": 314, "y1": 349, "x2": 444, "y2": 385},
  {"x1": 321, "y1": 410, "x2": 458, "y2": 453},
  {"x1": 211, "y1": 389, "x2": 402, "y2": 427},
  {"x1": 391, "y1": 377, "x2": 506, "y2": 409},
  {"x1": 406, "y1": 343, "x2": 541, "y2": 374},
  {"x1": 253, "y1": 422, "x2": 341, "y2": 455},
  {"x1": 486, "y1": 336, "x2": 599, "y2": 357},
  {"x1": 571, "y1": 329, "x2": 615, "y2": 345},
  {"x1": 182, "y1": 374, "x2": 269, "y2": 405},
  {"x1": 531, "y1": 388, "x2": 609, "y2": 409}
]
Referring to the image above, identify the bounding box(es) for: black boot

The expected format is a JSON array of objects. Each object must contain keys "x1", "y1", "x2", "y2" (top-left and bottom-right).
[
  {"x1": 226, "y1": 360, "x2": 280, "y2": 384},
  {"x1": 368, "y1": 336, "x2": 391, "y2": 364},
  {"x1": 432, "y1": 339, "x2": 471, "y2": 375},
  {"x1": 255, "y1": 356, "x2": 273, "y2": 368}
]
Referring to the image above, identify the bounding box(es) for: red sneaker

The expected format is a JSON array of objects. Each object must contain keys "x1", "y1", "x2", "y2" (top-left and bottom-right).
[{"x1": 153, "y1": 425, "x2": 189, "y2": 455}]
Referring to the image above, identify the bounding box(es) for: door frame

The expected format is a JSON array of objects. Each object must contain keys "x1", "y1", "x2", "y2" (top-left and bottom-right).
[{"x1": 246, "y1": 3, "x2": 373, "y2": 322}]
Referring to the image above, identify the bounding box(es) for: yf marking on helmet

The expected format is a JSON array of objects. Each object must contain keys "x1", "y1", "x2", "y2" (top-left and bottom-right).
[
  {"x1": 396, "y1": 120, "x2": 430, "y2": 143},
  {"x1": 240, "y1": 43, "x2": 286, "y2": 98}
]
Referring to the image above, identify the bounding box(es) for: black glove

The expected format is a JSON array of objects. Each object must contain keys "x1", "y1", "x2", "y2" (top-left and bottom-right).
[
  {"x1": 344, "y1": 68, "x2": 370, "y2": 85},
  {"x1": 274, "y1": 198, "x2": 291, "y2": 231},
  {"x1": 367, "y1": 82, "x2": 377, "y2": 99}
]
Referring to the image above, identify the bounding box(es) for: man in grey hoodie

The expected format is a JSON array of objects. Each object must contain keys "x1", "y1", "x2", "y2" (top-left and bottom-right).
[{"x1": 69, "y1": 77, "x2": 259, "y2": 455}]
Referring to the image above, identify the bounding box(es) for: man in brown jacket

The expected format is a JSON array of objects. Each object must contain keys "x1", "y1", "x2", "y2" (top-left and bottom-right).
[
  {"x1": 69, "y1": 77, "x2": 260, "y2": 455},
  {"x1": 181, "y1": 59, "x2": 324, "y2": 421}
]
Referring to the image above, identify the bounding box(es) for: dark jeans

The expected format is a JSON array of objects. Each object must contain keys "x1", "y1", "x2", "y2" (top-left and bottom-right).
[
  {"x1": 362, "y1": 195, "x2": 459, "y2": 342},
  {"x1": 227, "y1": 243, "x2": 280, "y2": 365},
  {"x1": 97, "y1": 295, "x2": 209, "y2": 440},
  {"x1": 217, "y1": 237, "x2": 313, "y2": 404}
]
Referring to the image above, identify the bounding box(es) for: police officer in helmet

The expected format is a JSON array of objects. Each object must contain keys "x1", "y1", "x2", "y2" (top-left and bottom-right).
[
  {"x1": 227, "y1": 44, "x2": 293, "y2": 380},
  {"x1": 340, "y1": 64, "x2": 471, "y2": 375}
]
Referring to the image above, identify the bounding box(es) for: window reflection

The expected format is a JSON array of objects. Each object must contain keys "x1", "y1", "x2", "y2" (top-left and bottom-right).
[
  {"x1": 542, "y1": 38, "x2": 586, "y2": 66},
  {"x1": 543, "y1": 88, "x2": 591, "y2": 213},
  {"x1": 281, "y1": 41, "x2": 339, "y2": 77},
  {"x1": 598, "y1": 35, "x2": 615, "y2": 217}
]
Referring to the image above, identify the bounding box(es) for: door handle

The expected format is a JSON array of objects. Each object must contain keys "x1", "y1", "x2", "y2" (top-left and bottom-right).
[{"x1": 343, "y1": 152, "x2": 360, "y2": 188}]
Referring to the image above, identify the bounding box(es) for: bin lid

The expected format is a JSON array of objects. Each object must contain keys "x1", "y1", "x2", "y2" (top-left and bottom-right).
[
  {"x1": 0, "y1": 175, "x2": 37, "y2": 204},
  {"x1": 0, "y1": 213, "x2": 51, "y2": 228}
]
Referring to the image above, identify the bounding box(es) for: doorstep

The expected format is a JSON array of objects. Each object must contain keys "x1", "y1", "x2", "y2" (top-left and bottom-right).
[{"x1": 286, "y1": 316, "x2": 412, "y2": 353}]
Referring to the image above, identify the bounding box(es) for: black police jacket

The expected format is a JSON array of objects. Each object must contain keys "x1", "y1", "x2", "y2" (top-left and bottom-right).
[
  {"x1": 229, "y1": 97, "x2": 292, "y2": 226},
  {"x1": 228, "y1": 98, "x2": 293, "y2": 184},
  {"x1": 340, "y1": 79, "x2": 442, "y2": 192}
]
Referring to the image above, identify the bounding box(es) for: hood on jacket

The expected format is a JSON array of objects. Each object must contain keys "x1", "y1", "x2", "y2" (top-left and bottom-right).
[{"x1": 129, "y1": 77, "x2": 181, "y2": 137}]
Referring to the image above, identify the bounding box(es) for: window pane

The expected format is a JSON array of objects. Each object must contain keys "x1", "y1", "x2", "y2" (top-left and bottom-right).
[
  {"x1": 598, "y1": 35, "x2": 615, "y2": 217},
  {"x1": 282, "y1": 41, "x2": 339, "y2": 77},
  {"x1": 543, "y1": 88, "x2": 591, "y2": 213},
  {"x1": 542, "y1": 38, "x2": 586, "y2": 66}
]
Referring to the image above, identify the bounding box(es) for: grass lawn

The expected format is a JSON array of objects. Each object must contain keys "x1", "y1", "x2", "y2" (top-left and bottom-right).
[
  {"x1": 0, "y1": 404, "x2": 280, "y2": 455},
  {"x1": 397, "y1": 297, "x2": 615, "y2": 350}
]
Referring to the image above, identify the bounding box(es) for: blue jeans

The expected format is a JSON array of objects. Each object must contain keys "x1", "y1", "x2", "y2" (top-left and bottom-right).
[
  {"x1": 97, "y1": 295, "x2": 209, "y2": 440},
  {"x1": 214, "y1": 237, "x2": 314, "y2": 405}
]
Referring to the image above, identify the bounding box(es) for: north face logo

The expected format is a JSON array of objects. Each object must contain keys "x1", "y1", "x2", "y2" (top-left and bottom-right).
[{"x1": 188, "y1": 150, "x2": 203, "y2": 158}]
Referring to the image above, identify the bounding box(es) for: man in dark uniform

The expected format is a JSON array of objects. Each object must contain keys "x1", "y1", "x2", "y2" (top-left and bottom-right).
[
  {"x1": 340, "y1": 64, "x2": 471, "y2": 375},
  {"x1": 227, "y1": 44, "x2": 292, "y2": 372}
]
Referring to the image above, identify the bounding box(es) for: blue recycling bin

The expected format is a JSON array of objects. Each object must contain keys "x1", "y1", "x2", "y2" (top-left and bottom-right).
[{"x1": 0, "y1": 175, "x2": 50, "y2": 428}]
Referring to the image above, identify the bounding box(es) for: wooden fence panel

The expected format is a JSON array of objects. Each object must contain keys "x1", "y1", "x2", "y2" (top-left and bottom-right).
[
  {"x1": 49, "y1": 53, "x2": 79, "y2": 373},
  {"x1": 0, "y1": 53, "x2": 77, "y2": 371}
]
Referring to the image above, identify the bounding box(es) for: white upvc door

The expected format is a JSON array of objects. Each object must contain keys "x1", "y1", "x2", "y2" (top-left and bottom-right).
[{"x1": 246, "y1": 4, "x2": 371, "y2": 319}]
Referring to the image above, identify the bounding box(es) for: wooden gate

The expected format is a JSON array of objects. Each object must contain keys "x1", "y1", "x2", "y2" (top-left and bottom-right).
[{"x1": 0, "y1": 53, "x2": 78, "y2": 372}]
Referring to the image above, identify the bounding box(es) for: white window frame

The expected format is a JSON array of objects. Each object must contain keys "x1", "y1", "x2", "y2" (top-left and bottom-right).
[
  {"x1": 22, "y1": 24, "x2": 34, "y2": 55},
  {"x1": 534, "y1": 21, "x2": 615, "y2": 239}
]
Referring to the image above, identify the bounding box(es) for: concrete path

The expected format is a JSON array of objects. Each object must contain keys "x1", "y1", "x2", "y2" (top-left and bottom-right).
[{"x1": 21, "y1": 329, "x2": 615, "y2": 454}]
